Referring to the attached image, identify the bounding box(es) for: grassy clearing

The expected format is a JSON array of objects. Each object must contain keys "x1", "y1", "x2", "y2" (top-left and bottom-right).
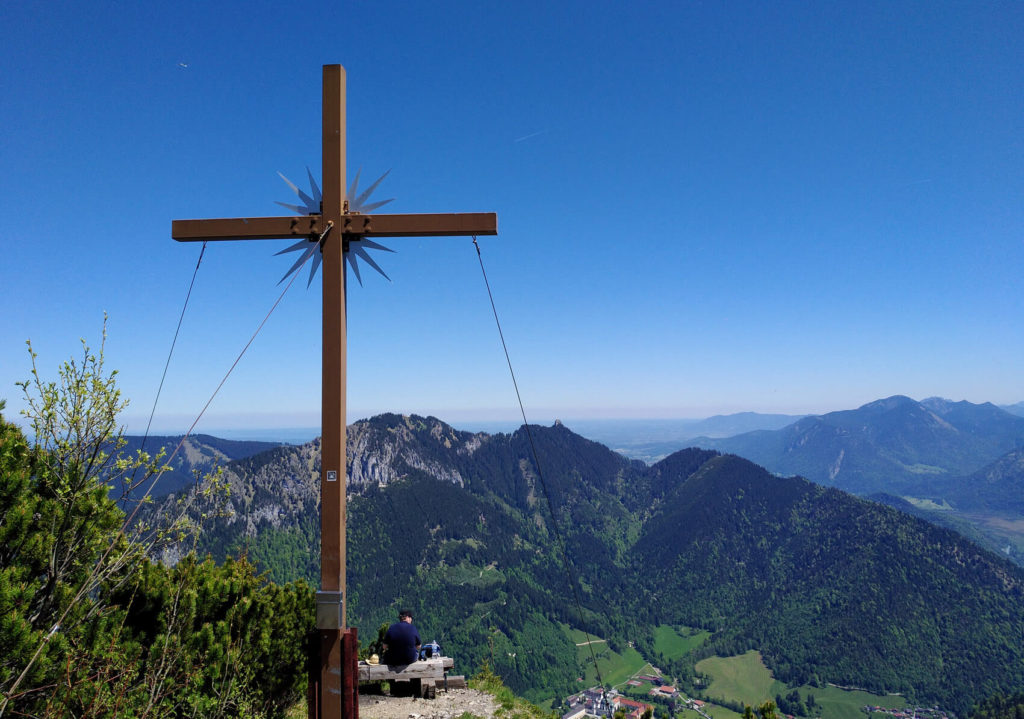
[
  {"x1": 800, "y1": 685, "x2": 905, "y2": 719},
  {"x1": 678, "y1": 706, "x2": 742, "y2": 719},
  {"x1": 586, "y1": 643, "x2": 648, "y2": 687},
  {"x1": 902, "y1": 496, "x2": 954, "y2": 511},
  {"x1": 653, "y1": 625, "x2": 710, "y2": 658},
  {"x1": 565, "y1": 626, "x2": 606, "y2": 646},
  {"x1": 560, "y1": 624, "x2": 646, "y2": 688},
  {"x1": 696, "y1": 651, "x2": 906, "y2": 719},
  {"x1": 439, "y1": 560, "x2": 506, "y2": 588},
  {"x1": 696, "y1": 651, "x2": 778, "y2": 706}
]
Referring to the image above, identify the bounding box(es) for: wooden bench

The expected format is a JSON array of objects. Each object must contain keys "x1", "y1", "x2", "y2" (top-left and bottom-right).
[{"x1": 358, "y1": 657, "x2": 456, "y2": 698}]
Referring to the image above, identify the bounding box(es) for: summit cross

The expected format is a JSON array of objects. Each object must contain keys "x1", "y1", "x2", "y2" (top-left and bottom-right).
[{"x1": 172, "y1": 64, "x2": 497, "y2": 719}]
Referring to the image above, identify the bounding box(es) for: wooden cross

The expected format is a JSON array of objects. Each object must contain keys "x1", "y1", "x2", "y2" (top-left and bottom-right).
[{"x1": 172, "y1": 64, "x2": 497, "y2": 719}]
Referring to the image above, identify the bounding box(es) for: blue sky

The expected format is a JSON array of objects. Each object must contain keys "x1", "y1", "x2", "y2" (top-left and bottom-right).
[{"x1": 2, "y1": 1, "x2": 1022, "y2": 436}]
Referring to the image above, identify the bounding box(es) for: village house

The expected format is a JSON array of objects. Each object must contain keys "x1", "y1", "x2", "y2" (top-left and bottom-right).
[{"x1": 611, "y1": 695, "x2": 655, "y2": 719}]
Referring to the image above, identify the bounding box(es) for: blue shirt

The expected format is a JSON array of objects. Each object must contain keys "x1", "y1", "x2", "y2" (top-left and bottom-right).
[{"x1": 383, "y1": 621, "x2": 421, "y2": 665}]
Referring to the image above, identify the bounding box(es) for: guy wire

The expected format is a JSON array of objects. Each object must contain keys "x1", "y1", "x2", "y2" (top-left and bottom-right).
[
  {"x1": 125, "y1": 236, "x2": 317, "y2": 529},
  {"x1": 140, "y1": 240, "x2": 208, "y2": 454},
  {"x1": 472, "y1": 236, "x2": 607, "y2": 691},
  {"x1": 10, "y1": 238, "x2": 318, "y2": 710}
]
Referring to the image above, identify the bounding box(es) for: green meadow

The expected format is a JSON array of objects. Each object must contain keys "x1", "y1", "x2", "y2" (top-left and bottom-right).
[
  {"x1": 679, "y1": 705, "x2": 742, "y2": 719},
  {"x1": 562, "y1": 625, "x2": 648, "y2": 688},
  {"x1": 805, "y1": 685, "x2": 905, "y2": 719},
  {"x1": 560, "y1": 631, "x2": 907, "y2": 719},
  {"x1": 697, "y1": 651, "x2": 778, "y2": 706},
  {"x1": 653, "y1": 625, "x2": 711, "y2": 659},
  {"x1": 695, "y1": 651, "x2": 906, "y2": 719}
]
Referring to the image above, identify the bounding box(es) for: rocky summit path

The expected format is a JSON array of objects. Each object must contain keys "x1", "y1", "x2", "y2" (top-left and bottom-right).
[{"x1": 359, "y1": 688, "x2": 499, "y2": 719}]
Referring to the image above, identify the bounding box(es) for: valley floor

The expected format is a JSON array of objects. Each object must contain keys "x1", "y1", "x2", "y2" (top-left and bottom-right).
[{"x1": 560, "y1": 648, "x2": 955, "y2": 719}]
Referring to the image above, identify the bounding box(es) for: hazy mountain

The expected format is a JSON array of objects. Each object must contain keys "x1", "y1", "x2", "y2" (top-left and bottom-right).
[
  {"x1": 693, "y1": 395, "x2": 1024, "y2": 495},
  {"x1": 683, "y1": 411, "x2": 808, "y2": 438},
  {"x1": 159, "y1": 414, "x2": 1024, "y2": 712},
  {"x1": 1001, "y1": 401, "x2": 1024, "y2": 417},
  {"x1": 906, "y1": 447, "x2": 1024, "y2": 515},
  {"x1": 962, "y1": 448, "x2": 1024, "y2": 512},
  {"x1": 561, "y1": 413, "x2": 806, "y2": 463},
  {"x1": 116, "y1": 434, "x2": 287, "y2": 502}
]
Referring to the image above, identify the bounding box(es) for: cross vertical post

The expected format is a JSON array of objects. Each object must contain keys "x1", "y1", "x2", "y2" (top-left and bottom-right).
[
  {"x1": 319, "y1": 64, "x2": 352, "y2": 719},
  {"x1": 170, "y1": 62, "x2": 497, "y2": 719}
]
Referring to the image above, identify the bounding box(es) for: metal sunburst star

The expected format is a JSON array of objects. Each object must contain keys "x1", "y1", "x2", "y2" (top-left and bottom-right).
[{"x1": 273, "y1": 168, "x2": 395, "y2": 287}]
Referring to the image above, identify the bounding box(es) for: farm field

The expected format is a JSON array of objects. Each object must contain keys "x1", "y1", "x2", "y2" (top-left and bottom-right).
[
  {"x1": 805, "y1": 685, "x2": 905, "y2": 719},
  {"x1": 696, "y1": 652, "x2": 906, "y2": 719},
  {"x1": 696, "y1": 651, "x2": 780, "y2": 706}
]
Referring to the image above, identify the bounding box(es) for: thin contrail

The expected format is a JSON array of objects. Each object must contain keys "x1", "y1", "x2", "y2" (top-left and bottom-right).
[{"x1": 514, "y1": 129, "x2": 549, "y2": 143}]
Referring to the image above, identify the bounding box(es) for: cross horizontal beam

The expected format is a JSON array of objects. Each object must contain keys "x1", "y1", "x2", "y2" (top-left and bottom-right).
[
  {"x1": 172, "y1": 216, "x2": 324, "y2": 241},
  {"x1": 341, "y1": 212, "x2": 497, "y2": 237},
  {"x1": 172, "y1": 212, "x2": 497, "y2": 242}
]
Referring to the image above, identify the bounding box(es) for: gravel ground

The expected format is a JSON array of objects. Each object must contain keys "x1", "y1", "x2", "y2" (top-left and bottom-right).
[{"x1": 358, "y1": 688, "x2": 499, "y2": 719}]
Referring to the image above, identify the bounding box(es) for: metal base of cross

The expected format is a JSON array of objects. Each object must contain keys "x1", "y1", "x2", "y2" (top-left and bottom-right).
[{"x1": 309, "y1": 628, "x2": 359, "y2": 719}]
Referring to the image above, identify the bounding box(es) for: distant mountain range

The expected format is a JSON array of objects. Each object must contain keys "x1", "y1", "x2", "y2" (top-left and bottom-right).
[
  {"x1": 527, "y1": 399, "x2": 1024, "y2": 466},
  {"x1": 687, "y1": 397, "x2": 1024, "y2": 564},
  {"x1": 564, "y1": 413, "x2": 807, "y2": 462},
  {"x1": 693, "y1": 395, "x2": 1024, "y2": 495},
  {"x1": 904, "y1": 447, "x2": 1024, "y2": 514},
  {"x1": 1002, "y1": 401, "x2": 1024, "y2": 417},
  {"x1": 116, "y1": 434, "x2": 286, "y2": 503},
  {"x1": 134, "y1": 396, "x2": 1024, "y2": 563},
  {"x1": 153, "y1": 413, "x2": 1024, "y2": 713}
]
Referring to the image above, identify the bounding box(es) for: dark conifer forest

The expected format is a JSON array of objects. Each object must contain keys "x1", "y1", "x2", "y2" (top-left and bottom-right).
[{"x1": 182, "y1": 414, "x2": 1024, "y2": 713}]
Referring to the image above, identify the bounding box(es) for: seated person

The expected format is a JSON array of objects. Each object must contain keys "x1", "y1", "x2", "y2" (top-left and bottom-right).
[{"x1": 382, "y1": 610, "x2": 421, "y2": 665}]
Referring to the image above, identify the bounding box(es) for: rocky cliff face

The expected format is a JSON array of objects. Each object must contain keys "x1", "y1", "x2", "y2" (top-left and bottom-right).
[
  {"x1": 189, "y1": 415, "x2": 490, "y2": 543},
  {"x1": 346, "y1": 415, "x2": 486, "y2": 490}
]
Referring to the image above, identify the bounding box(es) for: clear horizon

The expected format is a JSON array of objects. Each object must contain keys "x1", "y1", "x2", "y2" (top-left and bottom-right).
[
  {"x1": 111, "y1": 393, "x2": 1023, "y2": 442},
  {"x1": 3, "y1": 2, "x2": 1022, "y2": 434}
]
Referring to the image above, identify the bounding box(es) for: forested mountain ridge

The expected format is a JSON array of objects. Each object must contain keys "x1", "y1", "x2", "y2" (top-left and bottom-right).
[
  {"x1": 633, "y1": 454, "x2": 1024, "y2": 701},
  {"x1": 160, "y1": 414, "x2": 1024, "y2": 712},
  {"x1": 684, "y1": 395, "x2": 1024, "y2": 567},
  {"x1": 695, "y1": 395, "x2": 1024, "y2": 495},
  {"x1": 909, "y1": 448, "x2": 1024, "y2": 514}
]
